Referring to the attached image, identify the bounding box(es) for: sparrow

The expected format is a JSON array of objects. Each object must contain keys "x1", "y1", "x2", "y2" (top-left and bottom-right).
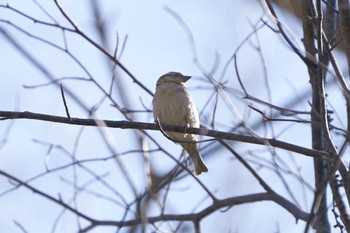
[{"x1": 152, "y1": 71, "x2": 208, "y2": 175}]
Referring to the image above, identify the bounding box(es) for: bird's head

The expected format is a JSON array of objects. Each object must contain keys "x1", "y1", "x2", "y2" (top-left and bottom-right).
[{"x1": 156, "y1": 72, "x2": 191, "y2": 87}]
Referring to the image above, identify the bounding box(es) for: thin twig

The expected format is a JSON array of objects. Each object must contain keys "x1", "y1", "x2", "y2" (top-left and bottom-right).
[
  {"x1": 60, "y1": 83, "x2": 71, "y2": 121},
  {"x1": 0, "y1": 170, "x2": 96, "y2": 223}
]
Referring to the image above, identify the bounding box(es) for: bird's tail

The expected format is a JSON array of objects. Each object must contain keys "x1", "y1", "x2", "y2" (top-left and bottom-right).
[
  {"x1": 181, "y1": 143, "x2": 208, "y2": 176},
  {"x1": 193, "y1": 154, "x2": 208, "y2": 176},
  {"x1": 182, "y1": 143, "x2": 208, "y2": 176}
]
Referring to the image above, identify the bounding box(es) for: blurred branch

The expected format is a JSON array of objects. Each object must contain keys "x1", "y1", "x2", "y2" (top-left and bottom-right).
[
  {"x1": 336, "y1": 1, "x2": 350, "y2": 228},
  {"x1": 0, "y1": 2, "x2": 153, "y2": 96},
  {"x1": 0, "y1": 170, "x2": 96, "y2": 223},
  {"x1": 302, "y1": 1, "x2": 329, "y2": 232},
  {"x1": 330, "y1": 174, "x2": 350, "y2": 231},
  {"x1": 338, "y1": 0, "x2": 350, "y2": 71},
  {"x1": 52, "y1": 0, "x2": 154, "y2": 97},
  {"x1": 0, "y1": 16, "x2": 140, "y2": 199},
  {"x1": 81, "y1": 192, "x2": 309, "y2": 232},
  {"x1": 2, "y1": 1, "x2": 350, "y2": 231},
  {"x1": 0, "y1": 167, "x2": 310, "y2": 231},
  {"x1": 263, "y1": 0, "x2": 316, "y2": 66}
]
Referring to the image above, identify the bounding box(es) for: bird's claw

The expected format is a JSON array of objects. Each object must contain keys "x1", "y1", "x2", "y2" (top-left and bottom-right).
[{"x1": 182, "y1": 124, "x2": 190, "y2": 134}]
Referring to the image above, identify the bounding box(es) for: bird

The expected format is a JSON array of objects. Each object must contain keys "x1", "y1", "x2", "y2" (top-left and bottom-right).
[{"x1": 152, "y1": 71, "x2": 208, "y2": 175}]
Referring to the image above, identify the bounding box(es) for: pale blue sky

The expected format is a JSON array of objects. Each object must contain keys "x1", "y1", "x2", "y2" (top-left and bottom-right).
[{"x1": 0, "y1": 1, "x2": 343, "y2": 232}]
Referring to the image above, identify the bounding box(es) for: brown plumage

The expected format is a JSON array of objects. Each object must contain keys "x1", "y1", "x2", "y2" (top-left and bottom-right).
[{"x1": 152, "y1": 72, "x2": 208, "y2": 175}]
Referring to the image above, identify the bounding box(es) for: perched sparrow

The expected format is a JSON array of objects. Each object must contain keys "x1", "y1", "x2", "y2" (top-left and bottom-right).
[{"x1": 152, "y1": 72, "x2": 208, "y2": 175}]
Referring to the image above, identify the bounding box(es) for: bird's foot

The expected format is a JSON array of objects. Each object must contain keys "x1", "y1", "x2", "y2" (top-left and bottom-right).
[{"x1": 182, "y1": 123, "x2": 190, "y2": 134}]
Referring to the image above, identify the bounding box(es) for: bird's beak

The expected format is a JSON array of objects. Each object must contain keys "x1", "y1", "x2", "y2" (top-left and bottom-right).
[{"x1": 181, "y1": 75, "x2": 191, "y2": 82}]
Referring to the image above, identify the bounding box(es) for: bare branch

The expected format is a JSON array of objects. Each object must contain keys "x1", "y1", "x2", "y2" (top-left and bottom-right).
[{"x1": 0, "y1": 110, "x2": 332, "y2": 161}]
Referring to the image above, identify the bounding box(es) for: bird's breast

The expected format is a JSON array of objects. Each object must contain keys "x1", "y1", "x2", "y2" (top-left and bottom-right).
[{"x1": 153, "y1": 84, "x2": 199, "y2": 127}]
